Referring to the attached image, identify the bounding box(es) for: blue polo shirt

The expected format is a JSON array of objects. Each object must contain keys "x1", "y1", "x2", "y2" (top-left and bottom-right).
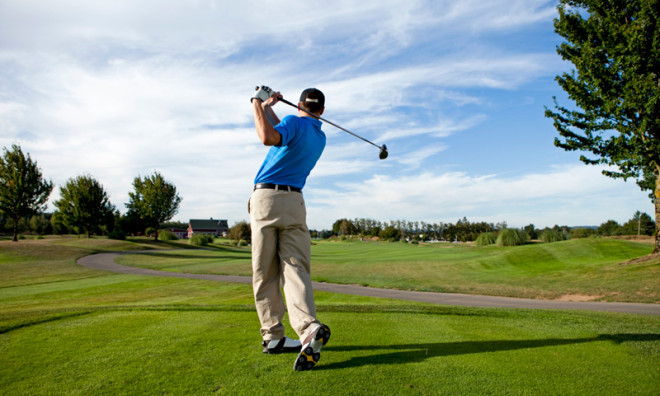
[{"x1": 254, "y1": 115, "x2": 326, "y2": 189}]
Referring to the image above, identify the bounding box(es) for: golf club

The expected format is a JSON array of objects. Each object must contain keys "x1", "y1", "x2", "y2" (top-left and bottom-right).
[{"x1": 276, "y1": 95, "x2": 388, "y2": 160}]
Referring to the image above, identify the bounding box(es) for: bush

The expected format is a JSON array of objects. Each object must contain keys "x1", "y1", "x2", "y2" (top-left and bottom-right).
[
  {"x1": 570, "y1": 227, "x2": 596, "y2": 239},
  {"x1": 496, "y1": 228, "x2": 529, "y2": 246},
  {"x1": 379, "y1": 226, "x2": 400, "y2": 241},
  {"x1": 108, "y1": 229, "x2": 126, "y2": 240},
  {"x1": 228, "y1": 221, "x2": 251, "y2": 244},
  {"x1": 190, "y1": 234, "x2": 214, "y2": 246},
  {"x1": 158, "y1": 230, "x2": 178, "y2": 241},
  {"x1": 541, "y1": 229, "x2": 568, "y2": 243},
  {"x1": 475, "y1": 232, "x2": 496, "y2": 246},
  {"x1": 597, "y1": 220, "x2": 622, "y2": 236},
  {"x1": 238, "y1": 239, "x2": 249, "y2": 247}
]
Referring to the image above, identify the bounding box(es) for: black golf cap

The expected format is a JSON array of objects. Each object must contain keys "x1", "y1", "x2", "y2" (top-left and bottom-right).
[{"x1": 299, "y1": 88, "x2": 325, "y2": 113}]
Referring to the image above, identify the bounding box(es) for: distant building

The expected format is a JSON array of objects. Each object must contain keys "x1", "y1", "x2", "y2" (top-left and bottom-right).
[
  {"x1": 165, "y1": 228, "x2": 188, "y2": 239},
  {"x1": 188, "y1": 218, "x2": 229, "y2": 238}
]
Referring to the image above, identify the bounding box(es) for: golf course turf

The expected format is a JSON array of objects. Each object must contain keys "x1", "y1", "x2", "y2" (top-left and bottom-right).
[{"x1": 1, "y1": 236, "x2": 658, "y2": 394}]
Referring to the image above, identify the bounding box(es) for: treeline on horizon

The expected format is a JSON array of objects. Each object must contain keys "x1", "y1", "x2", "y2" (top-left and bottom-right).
[
  {"x1": 3, "y1": 211, "x2": 655, "y2": 242},
  {"x1": 309, "y1": 213, "x2": 656, "y2": 242}
]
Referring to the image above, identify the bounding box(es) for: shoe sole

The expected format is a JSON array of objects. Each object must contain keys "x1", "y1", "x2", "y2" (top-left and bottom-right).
[
  {"x1": 263, "y1": 337, "x2": 302, "y2": 354},
  {"x1": 263, "y1": 346, "x2": 302, "y2": 354},
  {"x1": 294, "y1": 324, "x2": 330, "y2": 371}
]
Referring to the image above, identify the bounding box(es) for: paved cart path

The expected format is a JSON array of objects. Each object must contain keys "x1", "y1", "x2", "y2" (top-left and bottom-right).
[{"x1": 78, "y1": 252, "x2": 660, "y2": 316}]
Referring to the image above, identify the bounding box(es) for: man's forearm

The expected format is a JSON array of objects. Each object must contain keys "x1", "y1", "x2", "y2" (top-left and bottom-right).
[
  {"x1": 264, "y1": 104, "x2": 280, "y2": 126},
  {"x1": 253, "y1": 100, "x2": 282, "y2": 146}
]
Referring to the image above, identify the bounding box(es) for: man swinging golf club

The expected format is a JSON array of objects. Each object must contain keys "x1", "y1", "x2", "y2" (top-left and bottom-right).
[{"x1": 249, "y1": 85, "x2": 331, "y2": 371}]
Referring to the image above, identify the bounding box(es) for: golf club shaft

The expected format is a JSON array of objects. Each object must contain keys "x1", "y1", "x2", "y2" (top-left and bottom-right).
[{"x1": 278, "y1": 97, "x2": 384, "y2": 150}]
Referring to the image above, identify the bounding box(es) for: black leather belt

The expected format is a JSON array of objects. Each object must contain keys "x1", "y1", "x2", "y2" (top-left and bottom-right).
[{"x1": 254, "y1": 183, "x2": 302, "y2": 193}]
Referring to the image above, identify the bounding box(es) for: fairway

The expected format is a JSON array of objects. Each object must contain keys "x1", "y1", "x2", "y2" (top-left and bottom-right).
[
  {"x1": 116, "y1": 237, "x2": 659, "y2": 303},
  {"x1": 1, "y1": 237, "x2": 659, "y2": 395}
]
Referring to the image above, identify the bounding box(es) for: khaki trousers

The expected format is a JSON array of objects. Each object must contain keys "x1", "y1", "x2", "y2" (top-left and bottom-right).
[{"x1": 249, "y1": 188, "x2": 318, "y2": 341}]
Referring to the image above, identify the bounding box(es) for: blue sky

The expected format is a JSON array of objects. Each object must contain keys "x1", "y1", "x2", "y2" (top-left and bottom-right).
[{"x1": 0, "y1": 0, "x2": 651, "y2": 230}]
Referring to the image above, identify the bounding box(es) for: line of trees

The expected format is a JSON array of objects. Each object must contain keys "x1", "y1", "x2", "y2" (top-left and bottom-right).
[
  {"x1": 0, "y1": 144, "x2": 182, "y2": 241},
  {"x1": 325, "y1": 217, "x2": 504, "y2": 242},
  {"x1": 320, "y1": 212, "x2": 654, "y2": 243}
]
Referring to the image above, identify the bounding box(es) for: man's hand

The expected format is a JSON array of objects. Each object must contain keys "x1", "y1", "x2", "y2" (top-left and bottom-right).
[{"x1": 251, "y1": 85, "x2": 275, "y2": 103}]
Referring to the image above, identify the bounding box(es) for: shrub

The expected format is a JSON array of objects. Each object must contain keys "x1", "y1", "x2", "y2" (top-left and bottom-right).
[
  {"x1": 228, "y1": 221, "x2": 251, "y2": 244},
  {"x1": 378, "y1": 226, "x2": 400, "y2": 241},
  {"x1": 541, "y1": 229, "x2": 568, "y2": 243},
  {"x1": 570, "y1": 227, "x2": 596, "y2": 239},
  {"x1": 475, "y1": 232, "x2": 496, "y2": 246},
  {"x1": 238, "y1": 239, "x2": 248, "y2": 247},
  {"x1": 108, "y1": 229, "x2": 126, "y2": 240},
  {"x1": 190, "y1": 234, "x2": 213, "y2": 246},
  {"x1": 496, "y1": 228, "x2": 529, "y2": 246},
  {"x1": 158, "y1": 230, "x2": 178, "y2": 241}
]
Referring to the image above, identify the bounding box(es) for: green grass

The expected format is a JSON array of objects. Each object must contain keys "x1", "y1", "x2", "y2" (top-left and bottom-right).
[
  {"x1": 1, "y1": 237, "x2": 659, "y2": 395},
  {"x1": 117, "y1": 237, "x2": 659, "y2": 302}
]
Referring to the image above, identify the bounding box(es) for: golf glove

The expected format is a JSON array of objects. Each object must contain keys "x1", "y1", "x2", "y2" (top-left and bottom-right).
[{"x1": 252, "y1": 85, "x2": 275, "y2": 102}]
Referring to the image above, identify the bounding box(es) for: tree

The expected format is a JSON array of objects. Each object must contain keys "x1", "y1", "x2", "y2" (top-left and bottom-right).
[
  {"x1": 496, "y1": 228, "x2": 529, "y2": 246},
  {"x1": 523, "y1": 224, "x2": 538, "y2": 240},
  {"x1": 228, "y1": 221, "x2": 251, "y2": 244},
  {"x1": 570, "y1": 227, "x2": 596, "y2": 239},
  {"x1": 54, "y1": 175, "x2": 116, "y2": 238},
  {"x1": 50, "y1": 211, "x2": 69, "y2": 235},
  {"x1": 545, "y1": 0, "x2": 660, "y2": 253},
  {"x1": 0, "y1": 144, "x2": 53, "y2": 241},
  {"x1": 29, "y1": 214, "x2": 50, "y2": 235},
  {"x1": 378, "y1": 225, "x2": 400, "y2": 241},
  {"x1": 597, "y1": 219, "x2": 622, "y2": 236},
  {"x1": 622, "y1": 211, "x2": 655, "y2": 236},
  {"x1": 126, "y1": 171, "x2": 182, "y2": 240},
  {"x1": 332, "y1": 218, "x2": 356, "y2": 236}
]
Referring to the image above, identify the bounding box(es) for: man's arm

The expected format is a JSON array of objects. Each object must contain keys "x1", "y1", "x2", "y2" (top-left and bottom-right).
[
  {"x1": 252, "y1": 95, "x2": 282, "y2": 146},
  {"x1": 264, "y1": 103, "x2": 280, "y2": 127}
]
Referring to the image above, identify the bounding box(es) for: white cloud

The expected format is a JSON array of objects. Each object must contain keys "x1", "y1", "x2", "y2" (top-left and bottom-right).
[{"x1": 305, "y1": 164, "x2": 652, "y2": 229}]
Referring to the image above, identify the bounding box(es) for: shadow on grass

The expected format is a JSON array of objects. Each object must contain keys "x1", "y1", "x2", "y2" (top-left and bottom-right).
[
  {"x1": 0, "y1": 305, "x2": 258, "y2": 334},
  {"x1": 125, "y1": 238, "x2": 250, "y2": 253},
  {"x1": 0, "y1": 310, "x2": 94, "y2": 334},
  {"x1": 319, "y1": 334, "x2": 660, "y2": 370},
  {"x1": 131, "y1": 252, "x2": 249, "y2": 261}
]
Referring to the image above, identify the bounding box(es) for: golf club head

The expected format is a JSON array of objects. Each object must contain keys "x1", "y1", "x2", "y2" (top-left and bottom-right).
[{"x1": 379, "y1": 144, "x2": 388, "y2": 160}]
